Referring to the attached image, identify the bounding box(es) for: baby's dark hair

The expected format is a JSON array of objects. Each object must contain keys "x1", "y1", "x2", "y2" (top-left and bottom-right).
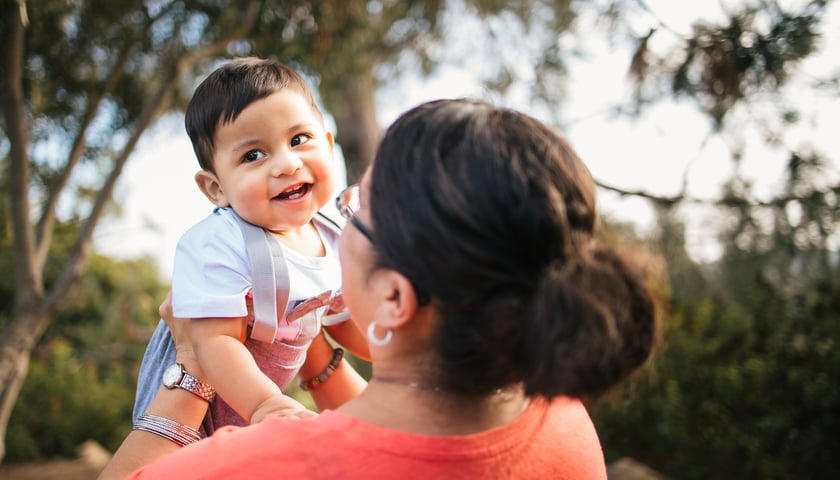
[
  {"x1": 185, "y1": 57, "x2": 323, "y2": 172},
  {"x1": 370, "y1": 99, "x2": 663, "y2": 400}
]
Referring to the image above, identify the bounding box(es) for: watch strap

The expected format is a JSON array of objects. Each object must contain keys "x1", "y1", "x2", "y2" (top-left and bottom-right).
[
  {"x1": 166, "y1": 363, "x2": 216, "y2": 403},
  {"x1": 178, "y1": 369, "x2": 216, "y2": 403}
]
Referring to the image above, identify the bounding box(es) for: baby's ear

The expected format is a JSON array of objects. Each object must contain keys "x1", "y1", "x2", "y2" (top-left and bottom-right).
[{"x1": 195, "y1": 170, "x2": 229, "y2": 207}]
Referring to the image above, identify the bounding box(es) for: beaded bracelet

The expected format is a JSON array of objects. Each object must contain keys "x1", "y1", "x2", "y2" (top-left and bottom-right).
[
  {"x1": 299, "y1": 347, "x2": 344, "y2": 391},
  {"x1": 133, "y1": 413, "x2": 204, "y2": 447}
]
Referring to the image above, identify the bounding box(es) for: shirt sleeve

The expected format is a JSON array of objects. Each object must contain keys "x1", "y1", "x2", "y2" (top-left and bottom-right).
[{"x1": 171, "y1": 209, "x2": 252, "y2": 319}]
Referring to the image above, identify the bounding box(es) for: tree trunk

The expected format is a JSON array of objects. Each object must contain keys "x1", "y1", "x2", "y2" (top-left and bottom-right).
[
  {"x1": 0, "y1": 1, "x2": 43, "y2": 463},
  {"x1": 0, "y1": 1, "x2": 264, "y2": 462},
  {"x1": 327, "y1": 69, "x2": 381, "y2": 184},
  {"x1": 0, "y1": 305, "x2": 52, "y2": 462}
]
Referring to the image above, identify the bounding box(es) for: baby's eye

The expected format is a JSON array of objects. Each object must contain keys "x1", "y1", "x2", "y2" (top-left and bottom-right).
[
  {"x1": 243, "y1": 150, "x2": 266, "y2": 163},
  {"x1": 291, "y1": 133, "x2": 312, "y2": 147}
]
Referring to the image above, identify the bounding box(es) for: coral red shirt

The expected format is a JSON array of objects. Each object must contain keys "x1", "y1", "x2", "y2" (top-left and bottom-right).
[{"x1": 129, "y1": 396, "x2": 607, "y2": 479}]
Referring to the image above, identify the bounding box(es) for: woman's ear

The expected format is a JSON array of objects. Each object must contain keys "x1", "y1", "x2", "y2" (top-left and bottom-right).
[
  {"x1": 325, "y1": 131, "x2": 337, "y2": 164},
  {"x1": 195, "y1": 170, "x2": 229, "y2": 207},
  {"x1": 372, "y1": 271, "x2": 419, "y2": 331},
  {"x1": 326, "y1": 130, "x2": 335, "y2": 152}
]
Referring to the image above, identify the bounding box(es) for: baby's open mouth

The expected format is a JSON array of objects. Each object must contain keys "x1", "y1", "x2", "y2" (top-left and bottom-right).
[{"x1": 275, "y1": 183, "x2": 311, "y2": 200}]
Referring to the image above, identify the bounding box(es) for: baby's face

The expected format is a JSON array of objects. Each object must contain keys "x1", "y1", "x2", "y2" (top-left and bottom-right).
[{"x1": 210, "y1": 89, "x2": 335, "y2": 234}]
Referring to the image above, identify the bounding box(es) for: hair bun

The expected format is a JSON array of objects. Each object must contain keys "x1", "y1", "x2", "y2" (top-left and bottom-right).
[{"x1": 521, "y1": 245, "x2": 663, "y2": 399}]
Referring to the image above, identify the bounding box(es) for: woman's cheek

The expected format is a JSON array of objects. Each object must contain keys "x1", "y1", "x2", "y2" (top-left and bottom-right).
[{"x1": 338, "y1": 231, "x2": 365, "y2": 320}]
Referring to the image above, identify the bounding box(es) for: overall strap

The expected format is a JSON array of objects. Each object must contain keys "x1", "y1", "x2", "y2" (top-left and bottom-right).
[{"x1": 233, "y1": 213, "x2": 289, "y2": 344}]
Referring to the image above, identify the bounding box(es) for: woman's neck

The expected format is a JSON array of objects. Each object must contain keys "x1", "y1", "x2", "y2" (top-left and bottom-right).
[{"x1": 338, "y1": 378, "x2": 529, "y2": 436}]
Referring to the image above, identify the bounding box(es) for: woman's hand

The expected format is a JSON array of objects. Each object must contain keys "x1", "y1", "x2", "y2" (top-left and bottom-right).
[{"x1": 159, "y1": 291, "x2": 204, "y2": 379}]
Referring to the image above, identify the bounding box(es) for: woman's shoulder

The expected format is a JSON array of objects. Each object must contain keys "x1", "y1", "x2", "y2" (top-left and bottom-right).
[
  {"x1": 535, "y1": 397, "x2": 607, "y2": 477},
  {"x1": 130, "y1": 403, "x2": 606, "y2": 479}
]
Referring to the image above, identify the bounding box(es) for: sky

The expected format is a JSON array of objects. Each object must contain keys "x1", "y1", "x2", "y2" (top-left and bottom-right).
[{"x1": 94, "y1": 0, "x2": 840, "y2": 280}]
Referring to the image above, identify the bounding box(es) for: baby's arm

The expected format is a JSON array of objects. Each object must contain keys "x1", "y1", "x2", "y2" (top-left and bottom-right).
[
  {"x1": 300, "y1": 332, "x2": 367, "y2": 411},
  {"x1": 191, "y1": 317, "x2": 314, "y2": 423}
]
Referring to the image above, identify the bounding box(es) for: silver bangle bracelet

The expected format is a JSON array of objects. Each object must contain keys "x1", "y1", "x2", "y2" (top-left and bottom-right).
[{"x1": 133, "y1": 413, "x2": 204, "y2": 447}]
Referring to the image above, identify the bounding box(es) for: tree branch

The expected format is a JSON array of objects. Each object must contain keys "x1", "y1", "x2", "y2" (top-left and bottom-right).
[
  {"x1": 44, "y1": 0, "x2": 264, "y2": 310},
  {"x1": 1, "y1": 1, "x2": 41, "y2": 298},
  {"x1": 596, "y1": 179, "x2": 840, "y2": 210},
  {"x1": 597, "y1": 180, "x2": 685, "y2": 207},
  {"x1": 34, "y1": 39, "x2": 142, "y2": 270},
  {"x1": 36, "y1": 1, "x2": 184, "y2": 269}
]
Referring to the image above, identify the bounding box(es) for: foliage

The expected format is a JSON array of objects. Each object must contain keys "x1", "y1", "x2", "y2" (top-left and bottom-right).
[
  {"x1": 239, "y1": 0, "x2": 578, "y2": 179},
  {"x1": 595, "y1": 264, "x2": 840, "y2": 479},
  {"x1": 592, "y1": 159, "x2": 840, "y2": 478},
  {"x1": 592, "y1": 3, "x2": 839, "y2": 475},
  {"x1": 623, "y1": 0, "x2": 828, "y2": 128},
  {"x1": 4, "y1": 253, "x2": 166, "y2": 462},
  {"x1": 6, "y1": 338, "x2": 136, "y2": 462},
  {"x1": 0, "y1": 197, "x2": 164, "y2": 462},
  {"x1": 0, "y1": 0, "x2": 264, "y2": 461}
]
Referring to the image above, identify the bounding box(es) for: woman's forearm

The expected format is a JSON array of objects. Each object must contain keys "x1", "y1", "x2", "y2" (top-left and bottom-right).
[
  {"x1": 98, "y1": 384, "x2": 209, "y2": 479},
  {"x1": 99, "y1": 314, "x2": 210, "y2": 480}
]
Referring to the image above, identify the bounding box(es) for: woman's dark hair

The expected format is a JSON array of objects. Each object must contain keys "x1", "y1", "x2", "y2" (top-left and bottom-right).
[
  {"x1": 184, "y1": 57, "x2": 323, "y2": 172},
  {"x1": 370, "y1": 99, "x2": 662, "y2": 400}
]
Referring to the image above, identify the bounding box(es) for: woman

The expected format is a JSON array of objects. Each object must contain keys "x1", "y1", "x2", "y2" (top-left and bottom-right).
[{"x1": 100, "y1": 99, "x2": 662, "y2": 479}]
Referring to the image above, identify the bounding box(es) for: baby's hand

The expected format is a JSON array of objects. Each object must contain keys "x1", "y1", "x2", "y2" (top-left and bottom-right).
[
  {"x1": 285, "y1": 409, "x2": 319, "y2": 420},
  {"x1": 251, "y1": 394, "x2": 317, "y2": 423}
]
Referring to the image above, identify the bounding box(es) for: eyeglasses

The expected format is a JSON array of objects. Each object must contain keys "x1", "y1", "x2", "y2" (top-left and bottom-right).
[{"x1": 335, "y1": 184, "x2": 376, "y2": 244}]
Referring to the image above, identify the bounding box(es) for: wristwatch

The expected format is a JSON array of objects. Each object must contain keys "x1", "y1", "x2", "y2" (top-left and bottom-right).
[{"x1": 162, "y1": 362, "x2": 216, "y2": 403}]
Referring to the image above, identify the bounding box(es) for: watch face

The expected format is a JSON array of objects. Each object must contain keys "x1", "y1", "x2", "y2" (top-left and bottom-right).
[{"x1": 162, "y1": 363, "x2": 182, "y2": 388}]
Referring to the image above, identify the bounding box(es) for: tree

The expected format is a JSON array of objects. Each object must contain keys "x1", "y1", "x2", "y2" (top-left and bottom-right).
[
  {"x1": 593, "y1": 172, "x2": 840, "y2": 478},
  {"x1": 600, "y1": 0, "x2": 837, "y2": 207},
  {"x1": 587, "y1": 1, "x2": 840, "y2": 476},
  {"x1": 245, "y1": 0, "x2": 577, "y2": 182},
  {"x1": 0, "y1": 0, "x2": 263, "y2": 461},
  {"x1": 5, "y1": 253, "x2": 167, "y2": 461}
]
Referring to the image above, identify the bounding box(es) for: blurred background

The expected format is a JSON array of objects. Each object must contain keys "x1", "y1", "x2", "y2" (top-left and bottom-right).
[{"x1": 1, "y1": 1, "x2": 838, "y2": 478}]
